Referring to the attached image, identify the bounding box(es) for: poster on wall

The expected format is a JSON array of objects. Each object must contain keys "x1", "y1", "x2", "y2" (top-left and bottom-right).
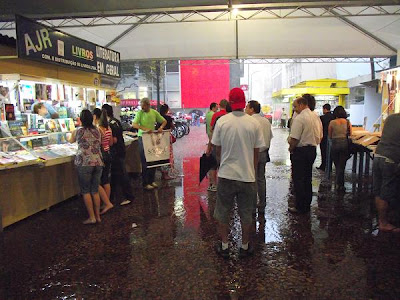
[
  {"x1": 141, "y1": 131, "x2": 171, "y2": 168},
  {"x1": 16, "y1": 15, "x2": 120, "y2": 78}
]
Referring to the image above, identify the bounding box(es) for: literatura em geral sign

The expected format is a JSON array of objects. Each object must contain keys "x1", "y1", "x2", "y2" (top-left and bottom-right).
[{"x1": 16, "y1": 15, "x2": 121, "y2": 78}]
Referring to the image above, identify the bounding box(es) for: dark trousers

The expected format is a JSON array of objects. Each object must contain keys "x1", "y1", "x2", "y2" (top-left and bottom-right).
[
  {"x1": 319, "y1": 138, "x2": 328, "y2": 169},
  {"x1": 111, "y1": 155, "x2": 134, "y2": 203},
  {"x1": 331, "y1": 139, "x2": 348, "y2": 188},
  {"x1": 291, "y1": 146, "x2": 317, "y2": 212},
  {"x1": 138, "y1": 137, "x2": 156, "y2": 186},
  {"x1": 256, "y1": 150, "x2": 269, "y2": 208}
]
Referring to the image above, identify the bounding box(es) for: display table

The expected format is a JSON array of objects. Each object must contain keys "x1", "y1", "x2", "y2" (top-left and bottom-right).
[
  {"x1": 325, "y1": 129, "x2": 381, "y2": 184},
  {"x1": 350, "y1": 131, "x2": 380, "y2": 179},
  {"x1": 0, "y1": 159, "x2": 79, "y2": 228},
  {"x1": 0, "y1": 134, "x2": 141, "y2": 229}
]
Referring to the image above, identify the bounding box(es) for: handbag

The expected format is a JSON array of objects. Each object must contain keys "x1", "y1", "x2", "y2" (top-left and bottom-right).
[{"x1": 346, "y1": 120, "x2": 356, "y2": 156}]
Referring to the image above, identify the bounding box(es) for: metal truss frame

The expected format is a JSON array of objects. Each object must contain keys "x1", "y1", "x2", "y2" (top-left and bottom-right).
[
  {"x1": 0, "y1": 1, "x2": 398, "y2": 59},
  {"x1": 1, "y1": 2, "x2": 400, "y2": 31},
  {"x1": 174, "y1": 57, "x2": 390, "y2": 65},
  {"x1": 122, "y1": 58, "x2": 390, "y2": 67}
]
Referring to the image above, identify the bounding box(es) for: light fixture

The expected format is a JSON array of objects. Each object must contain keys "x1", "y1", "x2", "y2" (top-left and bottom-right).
[{"x1": 232, "y1": 8, "x2": 239, "y2": 16}]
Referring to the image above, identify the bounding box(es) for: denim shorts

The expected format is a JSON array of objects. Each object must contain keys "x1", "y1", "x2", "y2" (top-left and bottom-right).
[
  {"x1": 77, "y1": 166, "x2": 103, "y2": 194},
  {"x1": 373, "y1": 157, "x2": 400, "y2": 204},
  {"x1": 214, "y1": 177, "x2": 257, "y2": 225}
]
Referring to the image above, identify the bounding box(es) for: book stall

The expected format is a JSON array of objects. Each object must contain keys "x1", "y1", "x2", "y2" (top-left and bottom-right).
[{"x1": 0, "y1": 16, "x2": 127, "y2": 229}]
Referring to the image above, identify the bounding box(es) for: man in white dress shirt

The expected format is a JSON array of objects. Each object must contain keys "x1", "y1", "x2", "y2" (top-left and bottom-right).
[
  {"x1": 288, "y1": 97, "x2": 323, "y2": 213},
  {"x1": 245, "y1": 100, "x2": 273, "y2": 211}
]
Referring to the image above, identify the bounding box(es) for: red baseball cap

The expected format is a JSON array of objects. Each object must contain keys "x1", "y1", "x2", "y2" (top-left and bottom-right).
[{"x1": 229, "y1": 87, "x2": 246, "y2": 110}]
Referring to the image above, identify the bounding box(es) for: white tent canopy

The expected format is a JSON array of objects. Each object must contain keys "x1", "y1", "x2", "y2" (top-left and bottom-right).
[{"x1": 0, "y1": 1, "x2": 399, "y2": 60}]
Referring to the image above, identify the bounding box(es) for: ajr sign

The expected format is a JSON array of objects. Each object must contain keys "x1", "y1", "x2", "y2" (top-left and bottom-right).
[
  {"x1": 16, "y1": 15, "x2": 120, "y2": 78},
  {"x1": 24, "y1": 28, "x2": 52, "y2": 55}
]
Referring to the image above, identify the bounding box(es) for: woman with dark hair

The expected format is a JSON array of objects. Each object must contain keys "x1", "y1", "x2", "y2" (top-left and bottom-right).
[
  {"x1": 328, "y1": 106, "x2": 352, "y2": 192},
  {"x1": 159, "y1": 104, "x2": 174, "y2": 130},
  {"x1": 92, "y1": 108, "x2": 102, "y2": 124},
  {"x1": 93, "y1": 108, "x2": 114, "y2": 214},
  {"x1": 69, "y1": 109, "x2": 104, "y2": 224},
  {"x1": 158, "y1": 104, "x2": 175, "y2": 180}
]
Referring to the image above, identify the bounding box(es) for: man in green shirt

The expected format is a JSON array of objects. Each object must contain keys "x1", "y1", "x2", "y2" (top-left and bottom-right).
[
  {"x1": 206, "y1": 102, "x2": 218, "y2": 139},
  {"x1": 133, "y1": 98, "x2": 167, "y2": 190}
]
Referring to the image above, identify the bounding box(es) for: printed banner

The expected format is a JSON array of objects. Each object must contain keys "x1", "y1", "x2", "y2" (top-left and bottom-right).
[
  {"x1": 120, "y1": 99, "x2": 164, "y2": 107},
  {"x1": 16, "y1": 15, "x2": 120, "y2": 78},
  {"x1": 142, "y1": 131, "x2": 171, "y2": 168}
]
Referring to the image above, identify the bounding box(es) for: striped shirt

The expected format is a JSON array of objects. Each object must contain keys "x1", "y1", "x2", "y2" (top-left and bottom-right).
[{"x1": 101, "y1": 128, "x2": 112, "y2": 152}]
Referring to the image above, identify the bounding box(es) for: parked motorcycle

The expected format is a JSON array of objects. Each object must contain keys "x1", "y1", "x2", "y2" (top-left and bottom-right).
[{"x1": 172, "y1": 114, "x2": 190, "y2": 139}]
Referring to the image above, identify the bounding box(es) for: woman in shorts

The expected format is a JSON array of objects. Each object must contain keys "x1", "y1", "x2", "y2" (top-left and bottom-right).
[
  {"x1": 93, "y1": 108, "x2": 114, "y2": 214},
  {"x1": 69, "y1": 109, "x2": 104, "y2": 224}
]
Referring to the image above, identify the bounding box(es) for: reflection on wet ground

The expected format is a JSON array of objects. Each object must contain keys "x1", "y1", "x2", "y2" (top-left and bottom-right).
[{"x1": 1, "y1": 126, "x2": 400, "y2": 299}]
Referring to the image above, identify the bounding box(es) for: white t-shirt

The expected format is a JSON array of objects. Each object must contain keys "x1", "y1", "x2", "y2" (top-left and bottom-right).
[
  {"x1": 212, "y1": 111, "x2": 265, "y2": 182},
  {"x1": 252, "y1": 114, "x2": 273, "y2": 151},
  {"x1": 290, "y1": 108, "x2": 323, "y2": 147}
]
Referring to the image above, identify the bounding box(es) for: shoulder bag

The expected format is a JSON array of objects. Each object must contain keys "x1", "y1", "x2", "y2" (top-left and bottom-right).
[{"x1": 346, "y1": 120, "x2": 356, "y2": 156}]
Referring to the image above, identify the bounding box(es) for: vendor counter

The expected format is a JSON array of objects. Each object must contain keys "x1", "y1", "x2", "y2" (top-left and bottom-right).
[{"x1": 0, "y1": 133, "x2": 141, "y2": 229}]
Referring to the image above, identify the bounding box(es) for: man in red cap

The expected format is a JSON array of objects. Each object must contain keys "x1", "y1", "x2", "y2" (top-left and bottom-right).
[{"x1": 211, "y1": 87, "x2": 265, "y2": 258}]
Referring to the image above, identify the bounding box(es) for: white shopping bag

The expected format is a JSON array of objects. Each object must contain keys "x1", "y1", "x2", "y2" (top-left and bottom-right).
[{"x1": 142, "y1": 130, "x2": 171, "y2": 168}]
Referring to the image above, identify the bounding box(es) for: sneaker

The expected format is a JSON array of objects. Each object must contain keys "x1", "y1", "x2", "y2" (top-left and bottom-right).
[
  {"x1": 151, "y1": 182, "x2": 159, "y2": 188},
  {"x1": 120, "y1": 200, "x2": 131, "y2": 206},
  {"x1": 215, "y1": 242, "x2": 229, "y2": 259},
  {"x1": 144, "y1": 184, "x2": 154, "y2": 190},
  {"x1": 239, "y1": 243, "x2": 254, "y2": 258},
  {"x1": 288, "y1": 206, "x2": 300, "y2": 214},
  {"x1": 207, "y1": 185, "x2": 217, "y2": 192},
  {"x1": 288, "y1": 206, "x2": 309, "y2": 214}
]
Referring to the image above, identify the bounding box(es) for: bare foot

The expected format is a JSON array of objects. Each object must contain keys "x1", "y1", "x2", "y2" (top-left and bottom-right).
[
  {"x1": 96, "y1": 217, "x2": 102, "y2": 223},
  {"x1": 100, "y1": 204, "x2": 114, "y2": 215},
  {"x1": 83, "y1": 218, "x2": 96, "y2": 225},
  {"x1": 379, "y1": 223, "x2": 400, "y2": 233}
]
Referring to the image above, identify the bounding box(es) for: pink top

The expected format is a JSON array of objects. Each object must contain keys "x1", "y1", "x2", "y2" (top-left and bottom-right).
[{"x1": 101, "y1": 128, "x2": 112, "y2": 152}]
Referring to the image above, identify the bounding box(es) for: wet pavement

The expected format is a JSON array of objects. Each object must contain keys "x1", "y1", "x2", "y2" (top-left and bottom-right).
[{"x1": 1, "y1": 126, "x2": 400, "y2": 299}]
